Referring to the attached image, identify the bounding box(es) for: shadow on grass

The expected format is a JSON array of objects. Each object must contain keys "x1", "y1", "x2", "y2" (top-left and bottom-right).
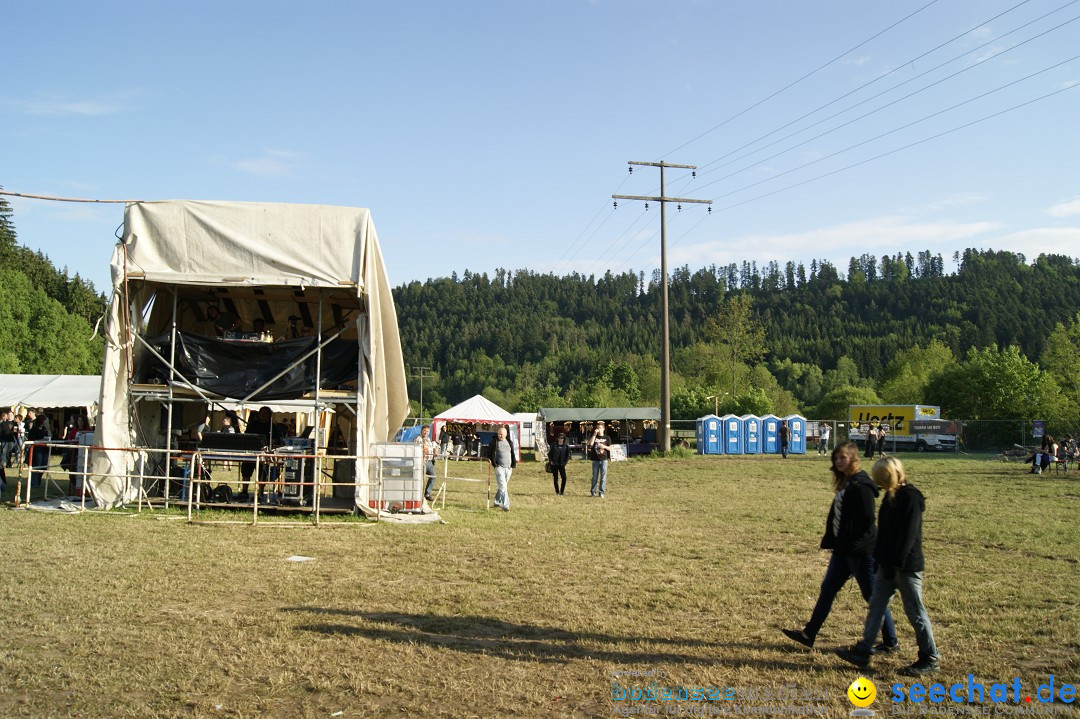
[{"x1": 282, "y1": 607, "x2": 805, "y2": 669}]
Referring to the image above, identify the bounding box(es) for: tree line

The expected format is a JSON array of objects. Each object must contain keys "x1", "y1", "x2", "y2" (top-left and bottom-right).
[
  {"x1": 393, "y1": 250, "x2": 1080, "y2": 423},
  {"x1": 0, "y1": 193, "x2": 106, "y2": 374},
  {"x1": 3, "y1": 190, "x2": 1077, "y2": 424}
]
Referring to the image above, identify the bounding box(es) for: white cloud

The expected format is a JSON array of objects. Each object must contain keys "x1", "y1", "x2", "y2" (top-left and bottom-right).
[
  {"x1": 909, "y1": 192, "x2": 988, "y2": 213},
  {"x1": 231, "y1": 149, "x2": 302, "y2": 178},
  {"x1": 1047, "y1": 198, "x2": 1080, "y2": 218},
  {"x1": 969, "y1": 26, "x2": 994, "y2": 41},
  {"x1": 986, "y1": 227, "x2": 1080, "y2": 259},
  {"x1": 3, "y1": 90, "x2": 138, "y2": 116},
  {"x1": 668, "y1": 215, "x2": 1002, "y2": 268}
]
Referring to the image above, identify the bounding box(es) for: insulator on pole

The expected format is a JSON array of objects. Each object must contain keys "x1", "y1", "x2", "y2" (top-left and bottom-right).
[
  {"x1": 645, "y1": 203, "x2": 649, "y2": 211},
  {"x1": 691, "y1": 171, "x2": 696, "y2": 178},
  {"x1": 613, "y1": 201, "x2": 618, "y2": 209},
  {"x1": 707, "y1": 206, "x2": 712, "y2": 214},
  {"x1": 628, "y1": 167, "x2": 633, "y2": 174},
  {"x1": 677, "y1": 204, "x2": 682, "y2": 212}
]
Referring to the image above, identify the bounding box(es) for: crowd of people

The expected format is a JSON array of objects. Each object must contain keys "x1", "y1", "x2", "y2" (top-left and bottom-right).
[
  {"x1": 0, "y1": 410, "x2": 95, "y2": 495},
  {"x1": 1025, "y1": 433, "x2": 1078, "y2": 473}
]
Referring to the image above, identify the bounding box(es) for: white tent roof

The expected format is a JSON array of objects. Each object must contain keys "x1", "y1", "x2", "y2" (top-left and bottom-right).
[
  {"x1": 434, "y1": 395, "x2": 518, "y2": 424},
  {"x1": 0, "y1": 375, "x2": 101, "y2": 410},
  {"x1": 93, "y1": 200, "x2": 409, "y2": 508}
]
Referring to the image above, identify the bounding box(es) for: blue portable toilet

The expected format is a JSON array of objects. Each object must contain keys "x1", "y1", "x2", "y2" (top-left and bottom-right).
[
  {"x1": 696, "y1": 415, "x2": 722, "y2": 455},
  {"x1": 741, "y1": 415, "x2": 762, "y2": 454},
  {"x1": 784, "y1": 415, "x2": 807, "y2": 454},
  {"x1": 720, "y1": 413, "x2": 743, "y2": 455},
  {"x1": 761, "y1": 414, "x2": 780, "y2": 454}
]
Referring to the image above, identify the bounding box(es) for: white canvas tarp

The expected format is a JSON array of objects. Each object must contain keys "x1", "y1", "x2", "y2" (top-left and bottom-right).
[
  {"x1": 93, "y1": 200, "x2": 409, "y2": 508},
  {"x1": 0, "y1": 374, "x2": 101, "y2": 410}
]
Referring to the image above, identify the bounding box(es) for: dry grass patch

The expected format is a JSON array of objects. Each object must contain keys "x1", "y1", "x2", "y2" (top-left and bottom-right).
[{"x1": 1, "y1": 454, "x2": 1078, "y2": 717}]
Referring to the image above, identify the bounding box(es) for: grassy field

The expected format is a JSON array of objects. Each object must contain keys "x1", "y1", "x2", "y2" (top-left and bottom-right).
[{"x1": 1, "y1": 452, "x2": 1078, "y2": 718}]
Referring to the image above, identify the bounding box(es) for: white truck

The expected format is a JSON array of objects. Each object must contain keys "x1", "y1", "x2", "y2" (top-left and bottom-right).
[{"x1": 848, "y1": 404, "x2": 959, "y2": 452}]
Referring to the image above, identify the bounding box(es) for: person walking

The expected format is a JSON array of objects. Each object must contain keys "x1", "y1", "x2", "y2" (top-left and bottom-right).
[
  {"x1": 864, "y1": 425, "x2": 879, "y2": 459},
  {"x1": 415, "y1": 424, "x2": 438, "y2": 502},
  {"x1": 838, "y1": 456, "x2": 941, "y2": 676},
  {"x1": 781, "y1": 441, "x2": 898, "y2": 651},
  {"x1": 26, "y1": 414, "x2": 51, "y2": 490},
  {"x1": 548, "y1": 433, "x2": 570, "y2": 495},
  {"x1": 779, "y1": 420, "x2": 790, "y2": 459},
  {"x1": 0, "y1": 412, "x2": 17, "y2": 468},
  {"x1": 486, "y1": 425, "x2": 516, "y2": 511},
  {"x1": 587, "y1": 420, "x2": 612, "y2": 497},
  {"x1": 817, "y1": 423, "x2": 831, "y2": 455}
]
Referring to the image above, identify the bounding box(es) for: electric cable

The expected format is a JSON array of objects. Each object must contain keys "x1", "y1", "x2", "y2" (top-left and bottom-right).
[
  {"x1": 694, "y1": 0, "x2": 1055, "y2": 174},
  {"x1": 659, "y1": 0, "x2": 942, "y2": 159},
  {"x1": 703, "y1": 53, "x2": 1080, "y2": 203},
  {"x1": 693, "y1": 10, "x2": 1080, "y2": 188}
]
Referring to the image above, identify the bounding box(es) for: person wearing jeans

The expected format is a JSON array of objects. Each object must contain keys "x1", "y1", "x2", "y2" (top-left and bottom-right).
[
  {"x1": 486, "y1": 425, "x2": 516, "y2": 511},
  {"x1": 781, "y1": 441, "x2": 897, "y2": 650},
  {"x1": 839, "y1": 457, "x2": 941, "y2": 676},
  {"x1": 415, "y1": 424, "x2": 437, "y2": 502},
  {"x1": 587, "y1": 421, "x2": 611, "y2": 497}
]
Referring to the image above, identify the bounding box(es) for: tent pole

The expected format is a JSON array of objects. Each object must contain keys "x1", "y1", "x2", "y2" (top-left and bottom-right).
[
  {"x1": 163, "y1": 288, "x2": 179, "y2": 509},
  {"x1": 314, "y1": 295, "x2": 324, "y2": 525}
]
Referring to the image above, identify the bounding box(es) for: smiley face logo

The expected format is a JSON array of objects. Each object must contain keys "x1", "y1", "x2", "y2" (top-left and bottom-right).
[{"x1": 847, "y1": 676, "x2": 876, "y2": 707}]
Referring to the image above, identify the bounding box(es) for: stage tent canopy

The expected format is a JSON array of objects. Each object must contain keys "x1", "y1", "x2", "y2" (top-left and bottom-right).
[
  {"x1": 432, "y1": 395, "x2": 521, "y2": 459},
  {"x1": 0, "y1": 374, "x2": 102, "y2": 411},
  {"x1": 93, "y1": 200, "x2": 409, "y2": 510}
]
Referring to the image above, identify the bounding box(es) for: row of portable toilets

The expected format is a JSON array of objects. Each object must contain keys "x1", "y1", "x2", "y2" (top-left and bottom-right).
[{"x1": 695, "y1": 414, "x2": 807, "y2": 455}]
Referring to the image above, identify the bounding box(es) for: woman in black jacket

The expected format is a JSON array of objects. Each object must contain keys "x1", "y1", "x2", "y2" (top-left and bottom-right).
[
  {"x1": 839, "y1": 456, "x2": 940, "y2": 676},
  {"x1": 548, "y1": 433, "x2": 570, "y2": 495},
  {"x1": 781, "y1": 441, "x2": 897, "y2": 650}
]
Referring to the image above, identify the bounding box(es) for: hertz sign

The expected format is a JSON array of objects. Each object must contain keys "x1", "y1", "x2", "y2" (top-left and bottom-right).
[{"x1": 848, "y1": 405, "x2": 941, "y2": 438}]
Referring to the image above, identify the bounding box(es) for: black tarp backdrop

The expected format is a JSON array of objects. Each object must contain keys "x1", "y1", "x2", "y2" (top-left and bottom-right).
[{"x1": 145, "y1": 332, "x2": 359, "y2": 400}]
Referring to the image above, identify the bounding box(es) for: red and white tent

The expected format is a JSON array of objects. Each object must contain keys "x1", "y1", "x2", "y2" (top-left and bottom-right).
[{"x1": 432, "y1": 395, "x2": 521, "y2": 460}]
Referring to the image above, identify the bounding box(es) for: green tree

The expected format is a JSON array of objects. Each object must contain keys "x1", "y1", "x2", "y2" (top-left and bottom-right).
[
  {"x1": 814, "y1": 386, "x2": 882, "y2": 420},
  {"x1": 878, "y1": 340, "x2": 956, "y2": 404},
  {"x1": 927, "y1": 345, "x2": 1065, "y2": 419},
  {"x1": 1040, "y1": 315, "x2": 1080, "y2": 414},
  {"x1": 704, "y1": 293, "x2": 767, "y2": 398}
]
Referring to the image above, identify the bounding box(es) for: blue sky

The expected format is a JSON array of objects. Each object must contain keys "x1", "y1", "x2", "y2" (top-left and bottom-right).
[{"x1": 3, "y1": 0, "x2": 1078, "y2": 295}]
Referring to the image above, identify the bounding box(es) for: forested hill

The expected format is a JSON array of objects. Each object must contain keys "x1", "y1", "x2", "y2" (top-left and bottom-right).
[
  {"x1": 393, "y1": 250, "x2": 1080, "y2": 418},
  {"x1": 0, "y1": 193, "x2": 107, "y2": 374}
]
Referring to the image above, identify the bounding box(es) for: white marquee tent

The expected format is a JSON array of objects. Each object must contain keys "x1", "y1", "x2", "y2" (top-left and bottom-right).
[
  {"x1": 92, "y1": 200, "x2": 409, "y2": 510},
  {"x1": 432, "y1": 395, "x2": 521, "y2": 460},
  {"x1": 0, "y1": 374, "x2": 101, "y2": 411}
]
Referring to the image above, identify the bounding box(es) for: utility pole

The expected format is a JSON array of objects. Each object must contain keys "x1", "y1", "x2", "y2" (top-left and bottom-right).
[
  {"x1": 614, "y1": 161, "x2": 711, "y2": 452},
  {"x1": 411, "y1": 366, "x2": 434, "y2": 423}
]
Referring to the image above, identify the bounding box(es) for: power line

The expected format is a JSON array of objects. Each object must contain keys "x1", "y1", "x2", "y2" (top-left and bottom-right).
[
  {"x1": 659, "y1": 0, "x2": 942, "y2": 159},
  {"x1": 694, "y1": 0, "x2": 1049, "y2": 174},
  {"x1": 704, "y1": 53, "x2": 1080, "y2": 204},
  {"x1": 702, "y1": 81, "x2": 1079, "y2": 219},
  {"x1": 694, "y1": 18, "x2": 1080, "y2": 195},
  {"x1": 0, "y1": 190, "x2": 139, "y2": 203}
]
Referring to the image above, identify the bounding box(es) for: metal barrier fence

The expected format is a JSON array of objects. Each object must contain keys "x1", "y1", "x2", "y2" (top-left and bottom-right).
[{"x1": 14, "y1": 441, "x2": 379, "y2": 525}]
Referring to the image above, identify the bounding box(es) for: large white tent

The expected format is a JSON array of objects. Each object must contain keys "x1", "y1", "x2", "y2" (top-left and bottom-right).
[
  {"x1": 0, "y1": 375, "x2": 101, "y2": 411},
  {"x1": 92, "y1": 200, "x2": 409, "y2": 510},
  {"x1": 432, "y1": 395, "x2": 521, "y2": 460}
]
